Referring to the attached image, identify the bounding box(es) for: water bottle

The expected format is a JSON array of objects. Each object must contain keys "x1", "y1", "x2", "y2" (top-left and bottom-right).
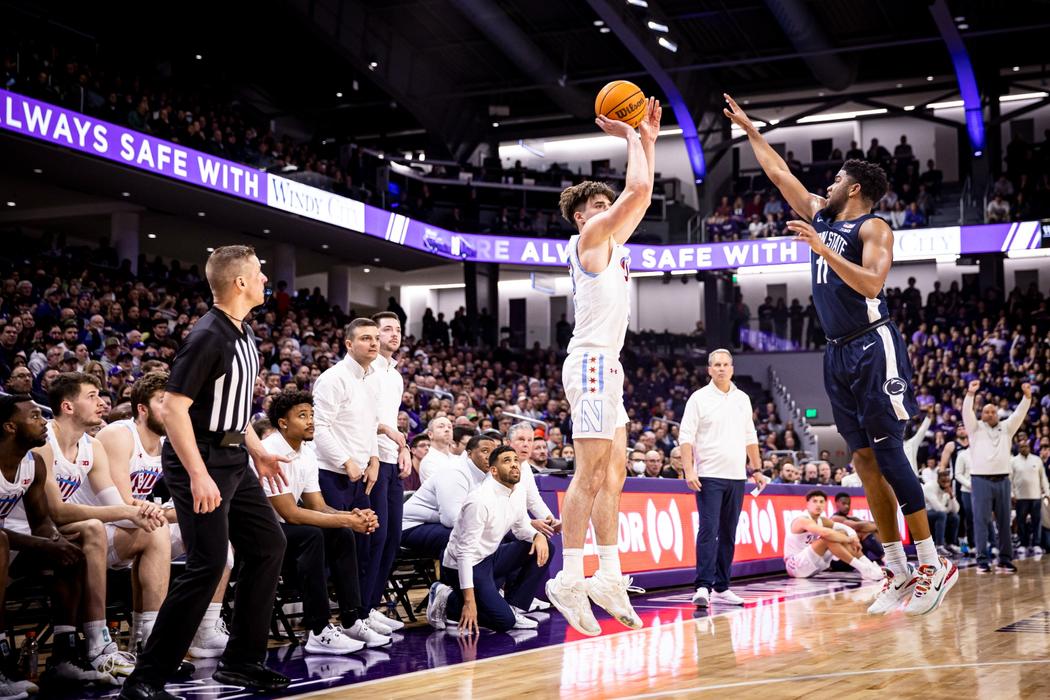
[
  {"x1": 20, "y1": 631, "x2": 38, "y2": 682},
  {"x1": 109, "y1": 621, "x2": 121, "y2": 649}
]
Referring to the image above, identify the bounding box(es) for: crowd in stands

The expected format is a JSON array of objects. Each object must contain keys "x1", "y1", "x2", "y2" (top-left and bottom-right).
[
  {"x1": 707, "y1": 135, "x2": 948, "y2": 241},
  {"x1": 985, "y1": 130, "x2": 1050, "y2": 223}
]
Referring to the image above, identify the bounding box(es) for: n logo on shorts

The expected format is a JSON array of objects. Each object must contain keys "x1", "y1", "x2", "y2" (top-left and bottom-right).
[{"x1": 579, "y1": 399, "x2": 604, "y2": 434}]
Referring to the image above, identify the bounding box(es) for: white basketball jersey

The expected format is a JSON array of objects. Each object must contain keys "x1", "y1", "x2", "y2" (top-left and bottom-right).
[
  {"x1": 0, "y1": 451, "x2": 35, "y2": 527},
  {"x1": 784, "y1": 514, "x2": 822, "y2": 559},
  {"x1": 116, "y1": 419, "x2": 164, "y2": 499},
  {"x1": 47, "y1": 422, "x2": 96, "y2": 505},
  {"x1": 566, "y1": 234, "x2": 631, "y2": 355}
]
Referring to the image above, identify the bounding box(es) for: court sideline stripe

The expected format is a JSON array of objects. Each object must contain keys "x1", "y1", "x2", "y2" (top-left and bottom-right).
[
  {"x1": 627, "y1": 659, "x2": 1050, "y2": 697},
  {"x1": 286, "y1": 580, "x2": 875, "y2": 699}
]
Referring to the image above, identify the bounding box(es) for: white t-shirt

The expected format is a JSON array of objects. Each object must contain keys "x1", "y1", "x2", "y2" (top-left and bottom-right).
[
  {"x1": 113, "y1": 419, "x2": 164, "y2": 499},
  {"x1": 257, "y1": 432, "x2": 321, "y2": 524},
  {"x1": 0, "y1": 451, "x2": 35, "y2": 529}
]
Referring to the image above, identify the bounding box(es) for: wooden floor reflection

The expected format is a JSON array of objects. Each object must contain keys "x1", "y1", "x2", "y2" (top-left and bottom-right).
[{"x1": 299, "y1": 557, "x2": 1050, "y2": 699}]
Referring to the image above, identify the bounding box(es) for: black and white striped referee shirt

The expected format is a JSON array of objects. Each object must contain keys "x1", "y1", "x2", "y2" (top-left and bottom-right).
[{"x1": 166, "y1": 307, "x2": 260, "y2": 436}]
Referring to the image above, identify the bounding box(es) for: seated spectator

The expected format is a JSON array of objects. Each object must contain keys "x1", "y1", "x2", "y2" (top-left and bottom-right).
[
  {"x1": 783, "y1": 491, "x2": 882, "y2": 580},
  {"x1": 894, "y1": 134, "x2": 913, "y2": 161},
  {"x1": 993, "y1": 175, "x2": 1015, "y2": 198},
  {"x1": 451, "y1": 425, "x2": 474, "y2": 457},
  {"x1": 920, "y1": 159, "x2": 943, "y2": 196},
  {"x1": 922, "y1": 471, "x2": 960, "y2": 557},
  {"x1": 628, "y1": 449, "x2": 647, "y2": 476},
  {"x1": 642, "y1": 450, "x2": 666, "y2": 478},
  {"x1": 816, "y1": 461, "x2": 832, "y2": 485},
  {"x1": 866, "y1": 138, "x2": 890, "y2": 166},
  {"x1": 418, "y1": 416, "x2": 456, "y2": 483},
  {"x1": 666, "y1": 446, "x2": 685, "y2": 478},
  {"x1": 772, "y1": 462, "x2": 800, "y2": 484},
  {"x1": 903, "y1": 202, "x2": 926, "y2": 228},
  {"x1": 890, "y1": 201, "x2": 907, "y2": 229},
  {"x1": 800, "y1": 462, "x2": 819, "y2": 485},
  {"x1": 763, "y1": 194, "x2": 784, "y2": 218},
  {"x1": 830, "y1": 492, "x2": 884, "y2": 564},
  {"x1": 259, "y1": 392, "x2": 385, "y2": 651},
  {"x1": 426, "y1": 446, "x2": 551, "y2": 633},
  {"x1": 845, "y1": 140, "x2": 865, "y2": 161},
  {"x1": 986, "y1": 194, "x2": 1011, "y2": 223}
]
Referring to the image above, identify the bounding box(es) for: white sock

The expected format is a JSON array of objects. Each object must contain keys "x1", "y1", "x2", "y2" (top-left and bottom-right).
[
  {"x1": 563, "y1": 548, "x2": 585, "y2": 582},
  {"x1": 130, "y1": 613, "x2": 142, "y2": 648},
  {"x1": 596, "y1": 545, "x2": 622, "y2": 579},
  {"x1": 883, "y1": 541, "x2": 908, "y2": 578},
  {"x1": 198, "y1": 603, "x2": 221, "y2": 636},
  {"x1": 84, "y1": 620, "x2": 110, "y2": 657},
  {"x1": 849, "y1": 556, "x2": 872, "y2": 573},
  {"x1": 139, "y1": 611, "x2": 158, "y2": 646},
  {"x1": 914, "y1": 536, "x2": 940, "y2": 568}
]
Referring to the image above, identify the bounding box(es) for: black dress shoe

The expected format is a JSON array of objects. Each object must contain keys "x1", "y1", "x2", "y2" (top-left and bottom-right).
[
  {"x1": 118, "y1": 680, "x2": 179, "y2": 700},
  {"x1": 212, "y1": 660, "x2": 290, "y2": 691},
  {"x1": 174, "y1": 660, "x2": 196, "y2": 678}
]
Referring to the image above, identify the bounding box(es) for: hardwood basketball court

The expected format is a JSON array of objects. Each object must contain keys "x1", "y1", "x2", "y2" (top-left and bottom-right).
[{"x1": 293, "y1": 557, "x2": 1050, "y2": 699}]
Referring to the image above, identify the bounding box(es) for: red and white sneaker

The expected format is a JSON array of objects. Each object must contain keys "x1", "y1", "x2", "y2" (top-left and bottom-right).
[
  {"x1": 866, "y1": 566, "x2": 917, "y2": 615},
  {"x1": 904, "y1": 557, "x2": 959, "y2": 616}
]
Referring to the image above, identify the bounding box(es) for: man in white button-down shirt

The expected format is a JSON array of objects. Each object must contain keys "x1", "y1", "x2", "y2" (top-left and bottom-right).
[
  {"x1": 312, "y1": 318, "x2": 390, "y2": 642},
  {"x1": 507, "y1": 422, "x2": 560, "y2": 537},
  {"x1": 426, "y1": 446, "x2": 549, "y2": 635},
  {"x1": 360, "y1": 312, "x2": 412, "y2": 636},
  {"x1": 401, "y1": 434, "x2": 499, "y2": 558},
  {"x1": 679, "y1": 349, "x2": 762, "y2": 609}
]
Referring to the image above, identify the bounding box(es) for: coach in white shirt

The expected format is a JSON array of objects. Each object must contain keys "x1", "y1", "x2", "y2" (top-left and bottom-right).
[
  {"x1": 426, "y1": 446, "x2": 549, "y2": 635},
  {"x1": 418, "y1": 416, "x2": 456, "y2": 483},
  {"x1": 401, "y1": 434, "x2": 500, "y2": 558},
  {"x1": 679, "y1": 349, "x2": 762, "y2": 608},
  {"x1": 922, "y1": 471, "x2": 959, "y2": 553},
  {"x1": 1011, "y1": 435, "x2": 1049, "y2": 554}
]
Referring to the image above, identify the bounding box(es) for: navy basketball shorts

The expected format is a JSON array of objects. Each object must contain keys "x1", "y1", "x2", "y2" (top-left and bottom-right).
[{"x1": 823, "y1": 322, "x2": 918, "y2": 453}]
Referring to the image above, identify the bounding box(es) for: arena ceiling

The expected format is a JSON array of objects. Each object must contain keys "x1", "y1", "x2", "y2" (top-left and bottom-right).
[{"x1": 7, "y1": 0, "x2": 1050, "y2": 161}]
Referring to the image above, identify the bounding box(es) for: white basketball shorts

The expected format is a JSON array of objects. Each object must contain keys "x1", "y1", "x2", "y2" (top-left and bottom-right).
[
  {"x1": 563, "y1": 350, "x2": 629, "y2": 440},
  {"x1": 785, "y1": 545, "x2": 833, "y2": 578}
]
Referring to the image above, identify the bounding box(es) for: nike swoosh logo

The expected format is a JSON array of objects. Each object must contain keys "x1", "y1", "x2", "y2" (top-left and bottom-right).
[
  {"x1": 862, "y1": 342, "x2": 876, "y2": 351},
  {"x1": 873, "y1": 436, "x2": 888, "y2": 443}
]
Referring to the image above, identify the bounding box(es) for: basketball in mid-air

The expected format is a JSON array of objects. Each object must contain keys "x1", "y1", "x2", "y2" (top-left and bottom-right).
[{"x1": 595, "y1": 80, "x2": 646, "y2": 128}]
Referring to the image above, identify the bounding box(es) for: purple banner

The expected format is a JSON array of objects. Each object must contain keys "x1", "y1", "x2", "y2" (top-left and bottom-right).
[
  {"x1": 3, "y1": 88, "x2": 1043, "y2": 272},
  {"x1": 0, "y1": 89, "x2": 266, "y2": 203}
]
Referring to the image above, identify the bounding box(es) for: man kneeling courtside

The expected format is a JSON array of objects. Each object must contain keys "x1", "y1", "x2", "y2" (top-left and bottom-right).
[{"x1": 426, "y1": 446, "x2": 551, "y2": 634}]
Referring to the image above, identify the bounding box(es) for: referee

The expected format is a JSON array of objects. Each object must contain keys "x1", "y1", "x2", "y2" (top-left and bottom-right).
[{"x1": 121, "y1": 246, "x2": 290, "y2": 700}]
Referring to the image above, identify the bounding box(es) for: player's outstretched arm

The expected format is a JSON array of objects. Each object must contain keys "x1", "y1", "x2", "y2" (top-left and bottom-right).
[
  {"x1": 723, "y1": 93, "x2": 825, "y2": 222},
  {"x1": 580, "y1": 100, "x2": 658, "y2": 253}
]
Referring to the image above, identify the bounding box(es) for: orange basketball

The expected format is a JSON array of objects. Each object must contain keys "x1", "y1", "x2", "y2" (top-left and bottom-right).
[{"x1": 595, "y1": 80, "x2": 646, "y2": 129}]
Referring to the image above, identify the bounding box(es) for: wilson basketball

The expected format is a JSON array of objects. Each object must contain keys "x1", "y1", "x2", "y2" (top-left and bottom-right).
[{"x1": 595, "y1": 80, "x2": 646, "y2": 129}]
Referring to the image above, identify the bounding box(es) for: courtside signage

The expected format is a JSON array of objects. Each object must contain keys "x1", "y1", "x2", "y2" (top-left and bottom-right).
[
  {"x1": 2, "y1": 88, "x2": 1041, "y2": 271},
  {"x1": 556, "y1": 490, "x2": 909, "y2": 576}
]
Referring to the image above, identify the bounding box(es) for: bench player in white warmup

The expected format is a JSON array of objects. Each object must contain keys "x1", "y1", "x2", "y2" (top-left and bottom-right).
[
  {"x1": 545, "y1": 97, "x2": 660, "y2": 636},
  {"x1": 784, "y1": 490, "x2": 884, "y2": 580}
]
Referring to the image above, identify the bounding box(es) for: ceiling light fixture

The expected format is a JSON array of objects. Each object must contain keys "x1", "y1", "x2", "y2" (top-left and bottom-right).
[
  {"x1": 492, "y1": 122, "x2": 500, "y2": 128},
  {"x1": 335, "y1": 92, "x2": 343, "y2": 98},
  {"x1": 626, "y1": 0, "x2": 649, "y2": 7},
  {"x1": 263, "y1": 228, "x2": 270, "y2": 234},
  {"x1": 796, "y1": 108, "x2": 887, "y2": 124},
  {"x1": 1012, "y1": 66, "x2": 1020, "y2": 72},
  {"x1": 197, "y1": 211, "x2": 206, "y2": 217},
  {"x1": 206, "y1": 247, "x2": 215, "y2": 252},
  {"x1": 926, "y1": 75, "x2": 934, "y2": 81},
  {"x1": 599, "y1": 27, "x2": 611, "y2": 33},
  {"x1": 121, "y1": 192, "x2": 130, "y2": 197},
  {"x1": 147, "y1": 233, "x2": 157, "y2": 239},
  {"x1": 593, "y1": 20, "x2": 604, "y2": 26},
  {"x1": 195, "y1": 54, "x2": 202, "y2": 60},
  {"x1": 368, "y1": 61, "x2": 378, "y2": 71},
  {"x1": 363, "y1": 267, "x2": 371, "y2": 273},
  {"x1": 322, "y1": 244, "x2": 329, "y2": 249},
  {"x1": 657, "y1": 37, "x2": 677, "y2": 52},
  {"x1": 5, "y1": 202, "x2": 14, "y2": 207},
  {"x1": 647, "y1": 21, "x2": 669, "y2": 33},
  {"x1": 32, "y1": 168, "x2": 42, "y2": 174}
]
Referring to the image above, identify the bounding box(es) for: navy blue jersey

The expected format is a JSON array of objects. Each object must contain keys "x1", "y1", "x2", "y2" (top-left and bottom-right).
[{"x1": 810, "y1": 210, "x2": 887, "y2": 338}]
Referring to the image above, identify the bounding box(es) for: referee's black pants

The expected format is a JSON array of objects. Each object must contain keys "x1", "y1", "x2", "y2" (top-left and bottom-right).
[{"x1": 130, "y1": 446, "x2": 287, "y2": 686}]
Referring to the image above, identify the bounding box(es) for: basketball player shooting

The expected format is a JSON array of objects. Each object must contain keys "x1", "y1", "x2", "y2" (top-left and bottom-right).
[
  {"x1": 545, "y1": 97, "x2": 660, "y2": 636},
  {"x1": 723, "y1": 93, "x2": 957, "y2": 616}
]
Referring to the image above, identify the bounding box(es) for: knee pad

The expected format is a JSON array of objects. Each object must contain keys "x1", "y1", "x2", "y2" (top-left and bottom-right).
[{"x1": 870, "y1": 439, "x2": 925, "y2": 515}]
